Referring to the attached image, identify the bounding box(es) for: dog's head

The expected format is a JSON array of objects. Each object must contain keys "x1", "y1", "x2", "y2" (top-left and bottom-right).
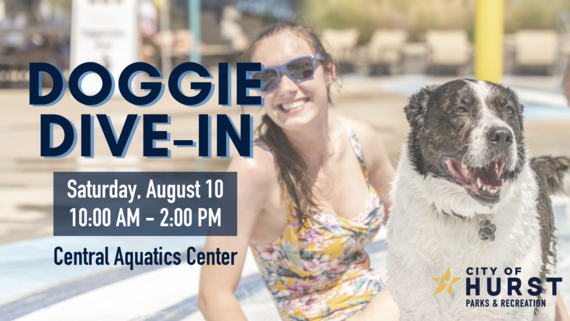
[{"x1": 405, "y1": 79, "x2": 526, "y2": 210}]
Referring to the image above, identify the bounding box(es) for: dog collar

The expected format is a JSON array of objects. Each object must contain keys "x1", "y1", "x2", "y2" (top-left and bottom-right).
[
  {"x1": 440, "y1": 208, "x2": 466, "y2": 219},
  {"x1": 435, "y1": 204, "x2": 496, "y2": 242}
]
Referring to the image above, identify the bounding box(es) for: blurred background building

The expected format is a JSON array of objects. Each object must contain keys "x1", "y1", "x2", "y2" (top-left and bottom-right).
[{"x1": 1, "y1": 0, "x2": 570, "y2": 88}]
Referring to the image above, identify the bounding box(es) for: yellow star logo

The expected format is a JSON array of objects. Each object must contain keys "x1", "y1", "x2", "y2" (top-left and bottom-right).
[{"x1": 433, "y1": 268, "x2": 461, "y2": 295}]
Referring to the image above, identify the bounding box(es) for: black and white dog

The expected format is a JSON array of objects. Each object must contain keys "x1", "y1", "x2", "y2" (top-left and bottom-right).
[{"x1": 387, "y1": 79, "x2": 570, "y2": 320}]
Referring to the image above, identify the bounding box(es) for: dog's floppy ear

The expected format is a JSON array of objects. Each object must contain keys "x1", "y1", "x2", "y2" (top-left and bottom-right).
[
  {"x1": 404, "y1": 85, "x2": 439, "y2": 127},
  {"x1": 505, "y1": 86, "x2": 525, "y2": 128},
  {"x1": 505, "y1": 86, "x2": 525, "y2": 114}
]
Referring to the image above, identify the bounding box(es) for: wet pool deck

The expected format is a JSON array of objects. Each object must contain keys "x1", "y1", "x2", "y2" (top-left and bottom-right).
[{"x1": 1, "y1": 75, "x2": 569, "y2": 320}]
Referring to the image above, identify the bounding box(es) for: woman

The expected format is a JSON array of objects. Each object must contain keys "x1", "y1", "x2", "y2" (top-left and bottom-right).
[{"x1": 198, "y1": 22, "x2": 399, "y2": 320}]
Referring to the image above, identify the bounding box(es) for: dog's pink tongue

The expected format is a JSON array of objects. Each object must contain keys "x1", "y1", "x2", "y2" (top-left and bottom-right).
[{"x1": 471, "y1": 164, "x2": 503, "y2": 188}]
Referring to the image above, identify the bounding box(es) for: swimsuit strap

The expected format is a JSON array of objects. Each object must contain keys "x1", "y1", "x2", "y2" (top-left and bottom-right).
[
  {"x1": 253, "y1": 139, "x2": 274, "y2": 161},
  {"x1": 254, "y1": 119, "x2": 370, "y2": 222},
  {"x1": 338, "y1": 117, "x2": 369, "y2": 181}
]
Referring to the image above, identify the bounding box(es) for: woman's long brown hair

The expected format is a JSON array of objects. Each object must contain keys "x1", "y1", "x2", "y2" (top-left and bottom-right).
[{"x1": 240, "y1": 22, "x2": 336, "y2": 227}]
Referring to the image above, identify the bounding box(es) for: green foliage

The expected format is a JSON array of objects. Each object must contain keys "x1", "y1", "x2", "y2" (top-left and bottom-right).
[
  {"x1": 504, "y1": 0, "x2": 570, "y2": 32},
  {"x1": 301, "y1": 0, "x2": 570, "y2": 42}
]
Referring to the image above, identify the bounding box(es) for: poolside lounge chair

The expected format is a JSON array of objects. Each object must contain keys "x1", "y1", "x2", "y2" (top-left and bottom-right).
[
  {"x1": 425, "y1": 30, "x2": 472, "y2": 75},
  {"x1": 514, "y1": 30, "x2": 558, "y2": 75},
  {"x1": 366, "y1": 29, "x2": 408, "y2": 74},
  {"x1": 321, "y1": 28, "x2": 359, "y2": 71}
]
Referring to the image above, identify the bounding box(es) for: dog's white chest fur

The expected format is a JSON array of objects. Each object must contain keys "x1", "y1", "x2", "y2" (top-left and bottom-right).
[{"x1": 387, "y1": 149, "x2": 555, "y2": 321}]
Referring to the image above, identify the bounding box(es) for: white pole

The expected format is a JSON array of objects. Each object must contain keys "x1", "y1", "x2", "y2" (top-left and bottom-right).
[
  {"x1": 189, "y1": 0, "x2": 201, "y2": 64},
  {"x1": 160, "y1": 0, "x2": 172, "y2": 75}
]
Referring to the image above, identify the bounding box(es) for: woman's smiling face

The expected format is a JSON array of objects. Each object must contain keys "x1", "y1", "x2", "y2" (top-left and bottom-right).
[{"x1": 251, "y1": 30, "x2": 334, "y2": 131}]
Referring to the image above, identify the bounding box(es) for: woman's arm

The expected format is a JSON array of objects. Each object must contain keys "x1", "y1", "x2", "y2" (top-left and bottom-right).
[
  {"x1": 557, "y1": 293, "x2": 570, "y2": 321},
  {"x1": 343, "y1": 119, "x2": 400, "y2": 320},
  {"x1": 346, "y1": 119, "x2": 395, "y2": 225},
  {"x1": 198, "y1": 151, "x2": 276, "y2": 320}
]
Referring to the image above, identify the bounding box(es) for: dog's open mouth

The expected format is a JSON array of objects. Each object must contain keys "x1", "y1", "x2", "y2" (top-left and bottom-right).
[{"x1": 445, "y1": 158, "x2": 505, "y2": 202}]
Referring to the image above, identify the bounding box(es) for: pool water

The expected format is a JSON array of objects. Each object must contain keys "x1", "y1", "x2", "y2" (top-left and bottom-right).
[
  {"x1": 0, "y1": 204, "x2": 568, "y2": 320},
  {"x1": 379, "y1": 79, "x2": 570, "y2": 120}
]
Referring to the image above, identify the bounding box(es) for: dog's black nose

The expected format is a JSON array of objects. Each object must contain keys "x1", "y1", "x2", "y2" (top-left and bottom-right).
[{"x1": 487, "y1": 126, "x2": 513, "y2": 147}]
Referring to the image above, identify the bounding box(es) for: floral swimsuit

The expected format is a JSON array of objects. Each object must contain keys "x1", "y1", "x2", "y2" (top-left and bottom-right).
[{"x1": 250, "y1": 118, "x2": 385, "y2": 321}]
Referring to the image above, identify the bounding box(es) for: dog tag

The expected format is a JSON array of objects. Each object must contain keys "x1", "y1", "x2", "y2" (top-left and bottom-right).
[{"x1": 478, "y1": 219, "x2": 496, "y2": 241}]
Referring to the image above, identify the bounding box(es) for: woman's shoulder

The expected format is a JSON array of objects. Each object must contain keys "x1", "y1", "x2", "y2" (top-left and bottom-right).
[
  {"x1": 338, "y1": 117, "x2": 388, "y2": 169},
  {"x1": 227, "y1": 143, "x2": 279, "y2": 190},
  {"x1": 338, "y1": 117, "x2": 381, "y2": 149}
]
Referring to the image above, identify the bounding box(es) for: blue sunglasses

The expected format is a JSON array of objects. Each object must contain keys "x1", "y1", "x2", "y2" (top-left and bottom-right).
[{"x1": 250, "y1": 54, "x2": 325, "y2": 93}]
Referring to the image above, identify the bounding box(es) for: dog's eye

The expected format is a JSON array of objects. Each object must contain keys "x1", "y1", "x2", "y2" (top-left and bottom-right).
[
  {"x1": 505, "y1": 106, "x2": 515, "y2": 115},
  {"x1": 453, "y1": 106, "x2": 469, "y2": 115}
]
